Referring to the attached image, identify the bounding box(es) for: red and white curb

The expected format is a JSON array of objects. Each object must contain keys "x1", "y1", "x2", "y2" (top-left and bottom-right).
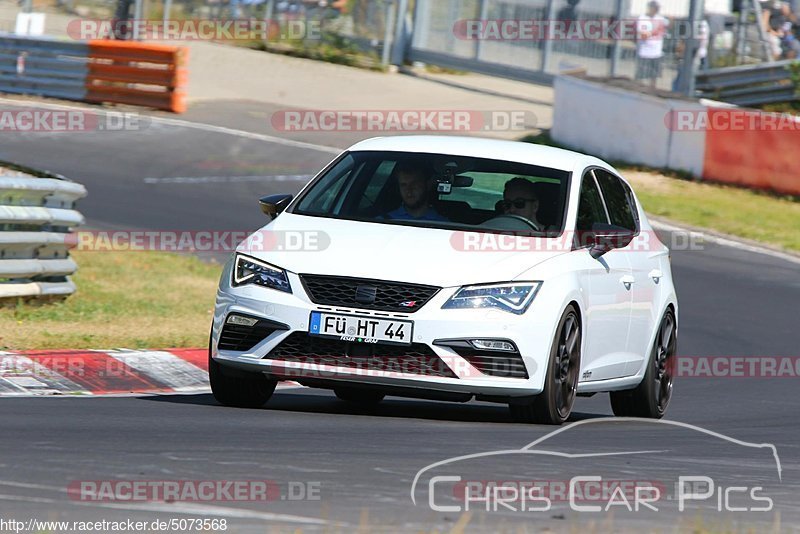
[{"x1": 0, "y1": 349, "x2": 299, "y2": 396}]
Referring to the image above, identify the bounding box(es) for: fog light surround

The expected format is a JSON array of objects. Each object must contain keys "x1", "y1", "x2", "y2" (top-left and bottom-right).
[
  {"x1": 226, "y1": 314, "x2": 259, "y2": 327},
  {"x1": 470, "y1": 339, "x2": 517, "y2": 352}
]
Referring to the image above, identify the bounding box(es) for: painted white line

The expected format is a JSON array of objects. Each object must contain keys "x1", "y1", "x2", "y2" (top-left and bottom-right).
[
  {"x1": 0, "y1": 97, "x2": 343, "y2": 155},
  {"x1": 650, "y1": 218, "x2": 800, "y2": 266},
  {"x1": 144, "y1": 174, "x2": 312, "y2": 184}
]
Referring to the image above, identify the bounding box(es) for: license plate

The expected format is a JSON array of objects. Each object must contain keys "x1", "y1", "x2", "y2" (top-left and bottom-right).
[{"x1": 309, "y1": 312, "x2": 413, "y2": 346}]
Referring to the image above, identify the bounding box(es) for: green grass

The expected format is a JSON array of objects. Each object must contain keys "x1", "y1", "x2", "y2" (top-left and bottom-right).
[
  {"x1": 0, "y1": 250, "x2": 222, "y2": 350},
  {"x1": 521, "y1": 133, "x2": 800, "y2": 253}
]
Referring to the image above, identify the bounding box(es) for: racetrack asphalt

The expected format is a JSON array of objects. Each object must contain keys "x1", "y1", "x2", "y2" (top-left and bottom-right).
[{"x1": 0, "y1": 98, "x2": 798, "y2": 532}]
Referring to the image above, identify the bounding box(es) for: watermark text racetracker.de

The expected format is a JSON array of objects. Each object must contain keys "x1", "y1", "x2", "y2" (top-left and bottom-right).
[
  {"x1": 0, "y1": 109, "x2": 144, "y2": 132},
  {"x1": 67, "y1": 479, "x2": 320, "y2": 503},
  {"x1": 270, "y1": 110, "x2": 535, "y2": 133},
  {"x1": 0, "y1": 517, "x2": 228, "y2": 533},
  {"x1": 69, "y1": 229, "x2": 330, "y2": 253},
  {"x1": 68, "y1": 18, "x2": 320, "y2": 41}
]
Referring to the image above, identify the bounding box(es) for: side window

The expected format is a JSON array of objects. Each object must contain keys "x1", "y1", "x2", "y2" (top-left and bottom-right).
[
  {"x1": 594, "y1": 169, "x2": 637, "y2": 232},
  {"x1": 576, "y1": 171, "x2": 608, "y2": 232}
]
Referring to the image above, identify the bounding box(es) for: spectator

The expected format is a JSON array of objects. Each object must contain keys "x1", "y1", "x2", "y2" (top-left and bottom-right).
[{"x1": 636, "y1": 1, "x2": 670, "y2": 88}]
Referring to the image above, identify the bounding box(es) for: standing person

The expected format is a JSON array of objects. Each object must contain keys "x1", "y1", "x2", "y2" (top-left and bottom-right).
[{"x1": 636, "y1": 1, "x2": 670, "y2": 88}]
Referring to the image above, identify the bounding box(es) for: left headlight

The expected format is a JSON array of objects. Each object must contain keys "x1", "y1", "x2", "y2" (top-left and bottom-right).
[
  {"x1": 442, "y1": 282, "x2": 541, "y2": 315},
  {"x1": 232, "y1": 253, "x2": 292, "y2": 293}
]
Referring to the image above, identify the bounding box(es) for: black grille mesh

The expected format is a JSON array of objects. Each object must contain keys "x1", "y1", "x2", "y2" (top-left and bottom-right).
[
  {"x1": 218, "y1": 318, "x2": 285, "y2": 351},
  {"x1": 451, "y1": 347, "x2": 529, "y2": 379},
  {"x1": 299, "y1": 275, "x2": 440, "y2": 313},
  {"x1": 264, "y1": 332, "x2": 456, "y2": 378}
]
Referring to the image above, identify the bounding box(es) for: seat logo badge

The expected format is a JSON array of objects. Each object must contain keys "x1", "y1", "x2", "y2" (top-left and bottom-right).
[{"x1": 354, "y1": 285, "x2": 377, "y2": 304}]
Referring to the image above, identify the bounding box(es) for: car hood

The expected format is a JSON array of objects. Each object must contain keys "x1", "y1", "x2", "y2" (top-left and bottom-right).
[{"x1": 236, "y1": 214, "x2": 570, "y2": 287}]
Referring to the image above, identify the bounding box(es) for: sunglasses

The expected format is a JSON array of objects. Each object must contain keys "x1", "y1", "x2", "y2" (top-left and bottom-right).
[{"x1": 502, "y1": 198, "x2": 537, "y2": 210}]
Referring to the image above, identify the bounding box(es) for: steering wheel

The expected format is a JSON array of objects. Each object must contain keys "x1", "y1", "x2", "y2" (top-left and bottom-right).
[{"x1": 483, "y1": 214, "x2": 544, "y2": 232}]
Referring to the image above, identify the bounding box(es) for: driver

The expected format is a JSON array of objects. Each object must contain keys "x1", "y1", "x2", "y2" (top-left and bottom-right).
[
  {"x1": 386, "y1": 162, "x2": 448, "y2": 222},
  {"x1": 501, "y1": 177, "x2": 542, "y2": 229}
]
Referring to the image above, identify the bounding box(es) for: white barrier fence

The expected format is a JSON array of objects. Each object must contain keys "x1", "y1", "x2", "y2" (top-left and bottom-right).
[{"x1": 0, "y1": 170, "x2": 86, "y2": 300}]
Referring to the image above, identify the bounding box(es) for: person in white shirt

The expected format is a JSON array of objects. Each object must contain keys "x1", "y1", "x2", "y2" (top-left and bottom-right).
[{"x1": 636, "y1": 1, "x2": 670, "y2": 88}]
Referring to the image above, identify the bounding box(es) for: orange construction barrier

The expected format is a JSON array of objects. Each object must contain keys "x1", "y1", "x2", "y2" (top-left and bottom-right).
[
  {"x1": 703, "y1": 108, "x2": 800, "y2": 196},
  {"x1": 85, "y1": 40, "x2": 188, "y2": 113}
]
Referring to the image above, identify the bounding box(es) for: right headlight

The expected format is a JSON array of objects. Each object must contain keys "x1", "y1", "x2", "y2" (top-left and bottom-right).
[
  {"x1": 442, "y1": 282, "x2": 542, "y2": 315},
  {"x1": 231, "y1": 253, "x2": 292, "y2": 293}
]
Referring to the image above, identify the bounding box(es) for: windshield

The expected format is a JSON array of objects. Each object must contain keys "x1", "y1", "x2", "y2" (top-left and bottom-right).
[{"x1": 292, "y1": 151, "x2": 571, "y2": 235}]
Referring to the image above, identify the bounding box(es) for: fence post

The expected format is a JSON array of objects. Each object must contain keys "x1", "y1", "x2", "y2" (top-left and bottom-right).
[
  {"x1": 679, "y1": 0, "x2": 704, "y2": 96},
  {"x1": 540, "y1": 0, "x2": 555, "y2": 73},
  {"x1": 382, "y1": 0, "x2": 396, "y2": 66},
  {"x1": 609, "y1": 0, "x2": 624, "y2": 77},
  {"x1": 474, "y1": 0, "x2": 488, "y2": 61},
  {"x1": 391, "y1": 0, "x2": 409, "y2": 65}
]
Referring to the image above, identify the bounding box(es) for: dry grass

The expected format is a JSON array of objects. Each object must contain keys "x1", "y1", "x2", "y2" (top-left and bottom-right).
[{"x1": 0, "y1": 250, "x2": 222, "y2": 350}]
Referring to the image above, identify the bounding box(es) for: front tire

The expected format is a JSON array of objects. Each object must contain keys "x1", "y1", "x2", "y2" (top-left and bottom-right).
[
  {"x1": 510, "y1": 305, "x2": 581, "y2": 425},
  {"x1": 209, "y1": 345, "x2": 276, "y2": 408},
  {"x1": 610, "y1": 309, "x2": 676, "y2": 418}
]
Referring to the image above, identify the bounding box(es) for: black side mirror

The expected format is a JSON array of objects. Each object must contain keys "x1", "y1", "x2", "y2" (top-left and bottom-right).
[
  {"x1": 258, "y1": 194, "x2": 293, "y2": 220},
  {"x1": 588, "y1": 231, "x2": 634, "y2": 259}
]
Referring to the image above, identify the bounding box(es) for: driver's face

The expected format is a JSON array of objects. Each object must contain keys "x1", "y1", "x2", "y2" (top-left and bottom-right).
[
  {"x1": 504, "y1": 185, "x2": 539, "y2": 221},
  {"x1": 397, "y1": 171, "x2": 428, "y2": 210}
]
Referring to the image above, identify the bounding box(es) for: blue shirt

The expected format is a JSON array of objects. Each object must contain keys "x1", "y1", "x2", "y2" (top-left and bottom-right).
[{"x1": 386, "y1": 206, "x2": 449, "y2": 222}]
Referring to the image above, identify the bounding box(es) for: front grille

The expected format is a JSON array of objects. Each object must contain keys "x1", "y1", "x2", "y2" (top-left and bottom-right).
[
  {"x1": 218, "y1": 316, "x2": 287, "y2": 351},
  {"x1": 299, "y1": 274, "x2": 440, "y2": 313},
  {"x1": 451, "y1": 348, "x2": 529, "y2": 379},
  {"x1": 264, "y1": 332, "x2": 457, "y2": 378}
]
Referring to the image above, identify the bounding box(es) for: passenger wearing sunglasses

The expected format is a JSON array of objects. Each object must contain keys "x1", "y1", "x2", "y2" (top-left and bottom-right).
[{"x1": 501, "y1": 177, "x2": 542, "y2": 230}]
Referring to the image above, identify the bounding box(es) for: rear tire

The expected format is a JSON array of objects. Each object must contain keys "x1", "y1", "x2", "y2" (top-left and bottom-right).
[
  {"x1": 509, "y1": 305, "x2": 581, "y2": 425},
  {"x1": 209, "y1": 345, "x2": 276, "y2": 408},
  {"x1": 334, "y1": 387, "x2": 385, "y2": 405},
  {"x1": 610, "y1": 309, "x2": 676, "y2": 418}
]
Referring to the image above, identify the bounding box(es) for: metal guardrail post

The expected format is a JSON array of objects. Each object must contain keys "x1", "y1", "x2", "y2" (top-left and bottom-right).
[
  {"x1": 540, "y1": 0, "x2": 555, "y2": 73},
  {"x1": 474, "y1": 0, "x2": 489, "y2": 61},
  {"x1": 609, "y1": 0, "x2": 624, "y2": 77}
]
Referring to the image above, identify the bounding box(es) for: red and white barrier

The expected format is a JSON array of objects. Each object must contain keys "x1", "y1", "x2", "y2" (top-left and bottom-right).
[{"x1": 553, "y1": 75, "x2": 800, "y2": 196}]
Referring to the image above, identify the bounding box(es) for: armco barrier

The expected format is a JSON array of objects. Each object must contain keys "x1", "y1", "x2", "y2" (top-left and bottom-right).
[
  {"x1": 0, "y1": 35, "x2": 187, "y2": 113},
  {"x1": 0, "y1": 167, "x2": 87, "y2": 301},
  {"x1": 553, "y1": 74, "x2": 800, "y2": 197}
]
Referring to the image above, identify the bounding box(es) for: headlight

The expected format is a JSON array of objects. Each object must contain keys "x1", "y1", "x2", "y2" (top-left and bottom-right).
[
  {"x1": 232, "y1": 253, "x2": 292, "y2": 293},
  {"x1": 442, "y1": 282, "x2": 541, "y2": 315}
]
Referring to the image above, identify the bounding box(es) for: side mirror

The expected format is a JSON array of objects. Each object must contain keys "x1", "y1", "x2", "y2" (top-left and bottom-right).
[
  {"x1": 258, "y1": 194, "x2": 293, "y2": 220},
  {"x1": 588, "y1": 231, "x2": 634, "y2": 259}
]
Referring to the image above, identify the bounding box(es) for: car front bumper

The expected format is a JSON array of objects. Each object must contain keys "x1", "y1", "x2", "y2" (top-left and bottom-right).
[{"x1": 211, "y1": 260, "x2": 558, "y2": 398}]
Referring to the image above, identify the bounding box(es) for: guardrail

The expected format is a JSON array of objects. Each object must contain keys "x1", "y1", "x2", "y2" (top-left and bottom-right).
[
  {"x1": 695, "y1": 60, "x2": 799, "y2": 106},
  {"x1": 0, "y1": 165, "x2": 87, "y2": 302},
  {"x1": 0, "y1": 35, "x2": 188, "y2": 113}
]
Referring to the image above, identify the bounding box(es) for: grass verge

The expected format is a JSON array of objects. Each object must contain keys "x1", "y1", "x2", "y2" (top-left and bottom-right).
[
  {"x1": 0, "y1": 250, "x2": 222, "y2": 350},
  {"x1": 521, "y1": 133, "x2": 800, "y2": 253}
]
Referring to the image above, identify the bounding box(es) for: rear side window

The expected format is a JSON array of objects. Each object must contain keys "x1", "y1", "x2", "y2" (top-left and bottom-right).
[
  {"x1": 594, "y1": 169, "x2": 637, "y2": 232},
  {"x1": 576, "y1": 171, "x2": 608, "y2": 232}
]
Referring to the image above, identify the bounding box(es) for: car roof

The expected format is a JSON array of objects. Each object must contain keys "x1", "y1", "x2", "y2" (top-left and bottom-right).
[{"x1": 347, "y1": 136, "x2": 592, "y2": 173}]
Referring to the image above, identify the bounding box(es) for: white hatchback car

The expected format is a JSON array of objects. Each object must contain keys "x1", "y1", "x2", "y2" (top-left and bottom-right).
[{"x1": 209, "y1": 136, "x2": 678, "y2": 424}]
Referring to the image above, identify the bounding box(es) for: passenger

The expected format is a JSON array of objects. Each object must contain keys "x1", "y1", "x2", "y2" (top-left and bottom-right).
[
  {"x1": 501, "y1": 177, "x2": 543, "y2": 229},
  {"x1": 385, "y1": 162, "x2": 448, "y2": 222}
]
